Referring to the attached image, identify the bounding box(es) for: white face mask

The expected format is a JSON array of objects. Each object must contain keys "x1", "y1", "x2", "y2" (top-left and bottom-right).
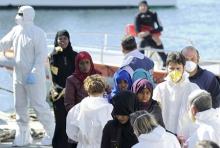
[
  {"x1": 185, "y1": 61, "x2": 197, "y2": 73},
  {"x1": 15, "y1": 15, "x2": 23, "y2": 25}
]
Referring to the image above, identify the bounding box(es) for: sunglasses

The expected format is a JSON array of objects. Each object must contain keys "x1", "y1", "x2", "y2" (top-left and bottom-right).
[{"x1": 17, "y1": 13, "x2": 23, "y2": 16}]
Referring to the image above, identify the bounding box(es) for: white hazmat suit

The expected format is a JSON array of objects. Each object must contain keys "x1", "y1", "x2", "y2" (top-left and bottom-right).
[
  {"x1": 132, "y1": 126, "x2": 181, "y2": 148},
  {"x1": 185, "y1": 108, "x2": 220, "y2": 148},
  {"x1": 153, "y1": 72, "x2": 199, "y2": 138},
  {"x1": 66, "y1": 96, "x2": 113, "y2": 148},
  {"x1": 0, "y1": 6, "x2": 55, "y2": 146}
]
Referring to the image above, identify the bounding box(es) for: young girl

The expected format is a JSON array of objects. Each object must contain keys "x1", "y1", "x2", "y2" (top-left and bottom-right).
[
  {"x1": 131, "y1": 78, "x2": 164, "y2": 127},
  {"x1": 101, "y1": 91, "x2": 138, "y2": 148},
  {"x1": 110, "y1": 69, "x2": 132, "y2": 101},
  {"x1": 66, "y1": 74, "x2": 113, "y2": 148}
]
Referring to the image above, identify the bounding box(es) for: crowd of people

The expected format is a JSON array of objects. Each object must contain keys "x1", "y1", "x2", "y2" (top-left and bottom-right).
[{"x1": 0, "y1": 1, "x2": 220, "y2": 148}]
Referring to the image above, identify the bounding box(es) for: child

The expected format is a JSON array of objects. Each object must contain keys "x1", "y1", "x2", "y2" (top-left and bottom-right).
[
  {"x1": 101, "y1": 91, "x2": 138, "y2": 148},
  {"x1": 66, "y1": 74, "x2": 113, "y2": 148},
  {"x1": 109, "y1": 69, "x2": 132, "y2": 101},
  {"x1": 132, "y1": 78, "x2": 164, "y2": 127}
]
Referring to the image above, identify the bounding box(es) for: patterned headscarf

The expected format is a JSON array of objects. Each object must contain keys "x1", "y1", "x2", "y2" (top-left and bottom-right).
[{"x1": 131, "y1": 78, "x2": 153, "y2": 95}]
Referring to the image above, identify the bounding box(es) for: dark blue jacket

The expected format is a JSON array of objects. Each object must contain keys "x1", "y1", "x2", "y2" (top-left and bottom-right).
[
  {"x1": 189, "y1": 66, "x2": 220, "y2": 108},
  {"x1": 129, "y1": 57, "x2": 154, "y2": 73}
]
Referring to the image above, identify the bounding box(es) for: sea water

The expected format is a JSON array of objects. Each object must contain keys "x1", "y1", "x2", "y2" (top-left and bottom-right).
[{"x1": 0, "y1": 0, "x2": 220, "y2": 60}]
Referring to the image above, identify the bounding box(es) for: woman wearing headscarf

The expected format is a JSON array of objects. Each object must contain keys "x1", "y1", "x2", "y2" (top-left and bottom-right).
[
  {"x1": 101, "y1": 91, "x2": 138, "y2": 148},
  {"x1": 109, "y1": 69, "x2": 132, "y2": 102},
  {"x1": 131, "y1": 78, "x2": 164, "y2": 127},
  {"x1": 64, "y1": 51, "x2": 100, "y2": 111},
  {"x1": 49, "y1": 30, "x2": 77, "y2": 148},
  {"x1": 64, "y1": 51, "x2": 100, "y2": 147}
]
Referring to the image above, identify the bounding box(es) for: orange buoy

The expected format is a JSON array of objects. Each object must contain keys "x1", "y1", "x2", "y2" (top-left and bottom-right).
[{"x1": 125, "y1": 24, "x2": 137, "y2": 36}]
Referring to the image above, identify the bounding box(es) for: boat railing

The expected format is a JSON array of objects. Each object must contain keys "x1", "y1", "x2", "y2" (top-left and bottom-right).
[
  {"x1": 46, "y1": 31, "x2": 193, "y2": 68},
  {"x1": 65, "y1": 32, "x2": 219, "y2": 77}
]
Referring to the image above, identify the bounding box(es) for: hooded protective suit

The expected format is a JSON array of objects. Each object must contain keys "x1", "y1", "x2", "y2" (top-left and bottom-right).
[
  {"x1": 153, "y1": 72, "x2": 200, "y2": 138},
  {"x1": 132, "y1": 126, "x2": 181, "y2": 148},
  {"x1": 66, "y1": 96, "x2": 113, "y2": 148},
  {"x1": 185, "y1": 108, "x2": 220, "y2": 147},
  {"x1": 0, "y1": 6, "x2": 55, "y2": 146}
]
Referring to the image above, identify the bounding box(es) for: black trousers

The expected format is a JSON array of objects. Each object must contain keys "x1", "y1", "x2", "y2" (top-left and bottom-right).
[
  {"x1": 52, "y1": 98, "x2": 77, "y2": 148},
  {"x1": 140, "y1": 36, "x2": 167, "y2": 67}
]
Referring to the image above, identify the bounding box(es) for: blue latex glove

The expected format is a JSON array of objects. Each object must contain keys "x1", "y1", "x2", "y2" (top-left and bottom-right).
[{"x1": 26, "y1": 73, "x2": 36, "y2": 84}]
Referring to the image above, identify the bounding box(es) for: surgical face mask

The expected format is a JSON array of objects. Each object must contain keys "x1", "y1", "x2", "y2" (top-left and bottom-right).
[
  {"x1": 15, "y1": 14, "x2": 23, "y2": 25},
  {"x1": 185, "y1": 61, "x2": 197, "y2": 73},
  {"x1": 169, "y1": 70, "x2": 182, "y2": 83}
]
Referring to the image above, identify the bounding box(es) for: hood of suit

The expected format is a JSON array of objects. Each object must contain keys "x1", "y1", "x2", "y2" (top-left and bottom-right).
[{"x1": 15, "y1": 5, "x2": 35, "y2": 25}]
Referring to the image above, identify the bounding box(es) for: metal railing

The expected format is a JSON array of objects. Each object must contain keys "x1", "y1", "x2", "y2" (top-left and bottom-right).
[{"x1": 46, "y1": 31, "x2": 193, "y2": 66}]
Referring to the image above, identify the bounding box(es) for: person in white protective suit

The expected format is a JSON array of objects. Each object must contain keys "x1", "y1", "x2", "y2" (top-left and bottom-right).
[
  {"x1": 0, "y1": 6, "x2": 55, "y2": 146},
  {"x1": 66, "y1": 74, "x2": 113, "y2": 148},
  {"x1": 184, "y1": 89, "x2": 220, "y2": 148},
  {"x1": 152, "y1": 52, "x2": 200, "y2": 143},
  {"x1": 130, "y1": 110, "x2": 181, "y2": 148}
]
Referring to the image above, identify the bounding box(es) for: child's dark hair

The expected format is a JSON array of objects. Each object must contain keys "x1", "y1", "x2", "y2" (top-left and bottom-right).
[
  {"x1": 166, "y1": 52, "x2": 186, "y2": 66},
  {"x1": 139, "y1": 0, "x2": 148, "y2": 7}
]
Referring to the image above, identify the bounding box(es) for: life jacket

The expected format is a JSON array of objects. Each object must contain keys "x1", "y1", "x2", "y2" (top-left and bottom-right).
[{"x1": 125, "y1": 24, "x2": 161, "y2": 37}]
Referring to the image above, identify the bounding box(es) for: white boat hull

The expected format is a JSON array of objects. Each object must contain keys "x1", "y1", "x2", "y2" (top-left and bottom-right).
[{"x1": 0, "y1": 0, "x2": 177, "y2": 7}]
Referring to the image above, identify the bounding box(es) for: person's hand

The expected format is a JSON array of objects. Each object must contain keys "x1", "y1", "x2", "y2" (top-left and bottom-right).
[
  {"x1": 177, "y1": 135, "x2": 187, "y2": 147},
  {"x1": 0, "y1": 56, "x2": 15, "y2": 68},
  {"x1": 138, "y1": 31, "x2": 150, "y2": 38},
  {"x1": 26, "y1": 73, "x2": 36, "y2": 84},
  {"x1": 152, "y1": 35, "x2": 162, "y2": 45},
  {"x1": 105, "y1": 84, "x2": 112, "y2": 94}
]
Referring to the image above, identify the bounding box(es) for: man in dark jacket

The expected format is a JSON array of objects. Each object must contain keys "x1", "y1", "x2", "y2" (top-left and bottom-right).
[
  {"x1": 101, "y1": 91, "x2": 138, "y2": 148},
  {"x1": 182, "y1": 46, "x2": 220, "y2": 108}
]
